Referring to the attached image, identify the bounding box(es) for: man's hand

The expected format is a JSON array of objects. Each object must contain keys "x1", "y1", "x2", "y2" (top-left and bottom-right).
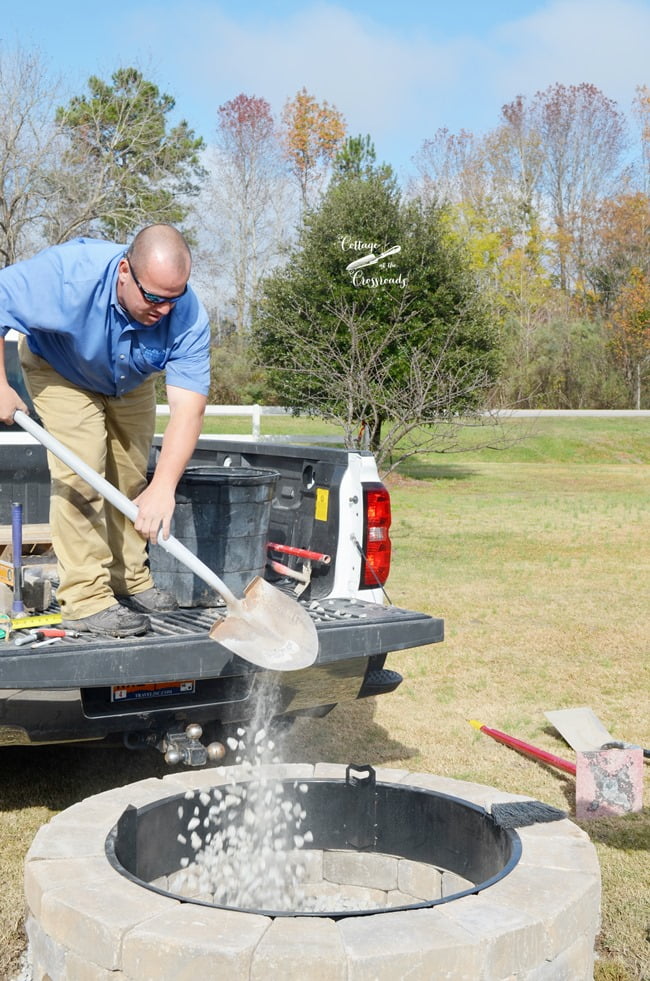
[
  {"x1": 132, "y1": 386, "x2": 206, "y2": 544},
  {"x1": 132, "y1": 482, "x2": 177, "y2": 544},
  {"x1": 0, "y1": 383, "x2": 28, "y2": 426}
]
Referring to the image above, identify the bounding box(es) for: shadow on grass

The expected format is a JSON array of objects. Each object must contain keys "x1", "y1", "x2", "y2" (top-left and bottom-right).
[
  {"x1": 396, "y1": 462, "x2": 478, "y2": 482},
  {"x1": 0, "y1": 700, "x2": 418, "y2": 815},
  {"x1": 576, "y1": 808, "x2": 650, "y2": 853},
  {"x1": 0, "y1": 743, "x2": 170, "y2": 813},
  {"x1": 283, "y1": 698, "x2": 419, "y2": 768}
]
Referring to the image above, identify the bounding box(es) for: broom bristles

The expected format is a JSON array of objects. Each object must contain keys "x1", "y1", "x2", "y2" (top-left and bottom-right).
[{"x1": 491, "y1": 801, "x2": 567, "y2": 828}]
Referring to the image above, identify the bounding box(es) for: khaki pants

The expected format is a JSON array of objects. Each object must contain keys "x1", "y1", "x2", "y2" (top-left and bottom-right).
[{"x1": 19, "y1": 338, "x2": 157, "y2": 619}]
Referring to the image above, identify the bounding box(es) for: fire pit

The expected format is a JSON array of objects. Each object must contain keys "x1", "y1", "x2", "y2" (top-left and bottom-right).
[{"x1": 24, "y1": 763, "x2": 601, "y2": 978}]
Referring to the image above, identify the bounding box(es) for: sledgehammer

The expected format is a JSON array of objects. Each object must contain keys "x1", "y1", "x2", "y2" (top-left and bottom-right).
[
  {"x1": 470, "y1": 715, "x2": 644, "y2": 820},
  {"x1": 545, "y1": 707, "x2": 644, "y2": 820},
  {"x1": 10, "y1": 502, "x2": 25, "y2": 617}
]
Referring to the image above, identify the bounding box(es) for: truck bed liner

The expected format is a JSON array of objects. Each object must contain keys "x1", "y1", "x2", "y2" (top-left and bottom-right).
[{"x1": 0, "y1": 599, "x2": 443, "y2": 690}]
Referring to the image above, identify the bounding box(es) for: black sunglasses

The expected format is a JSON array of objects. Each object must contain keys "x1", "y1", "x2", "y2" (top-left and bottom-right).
[{"x1": 125, "y1": 254, "x2": 187, "y2": 305}]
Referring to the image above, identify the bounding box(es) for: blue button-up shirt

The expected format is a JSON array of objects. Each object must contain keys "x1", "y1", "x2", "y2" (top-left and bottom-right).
[{"x1": 0, "y1": 238, "x2": 210, "y2": 397}]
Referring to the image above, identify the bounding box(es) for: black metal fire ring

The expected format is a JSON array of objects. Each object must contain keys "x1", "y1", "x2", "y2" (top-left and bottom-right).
[{"x1": 105, "y1": 764, "x2": 522, "y2": 919}]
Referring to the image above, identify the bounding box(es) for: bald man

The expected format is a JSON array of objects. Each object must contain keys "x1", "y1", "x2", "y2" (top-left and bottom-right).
[{"x1": 0, "y1": 225, "x2": 210, "y2": 637}]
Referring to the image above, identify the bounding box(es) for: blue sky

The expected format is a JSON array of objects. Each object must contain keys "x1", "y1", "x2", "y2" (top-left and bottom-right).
[{"x1": 4, "y1": 0, "x2": 650, "y2": 180}]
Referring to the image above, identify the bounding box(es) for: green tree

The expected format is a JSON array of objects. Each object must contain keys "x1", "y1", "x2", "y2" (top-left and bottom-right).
[
  {"x1": 333, "y1": 133, "x2": 394, "y2": 185},
  {"x1": 52, "y1": 67, "x2": 205, "y2": 240},
  {"x1": 254, "y1": 156, "x2": 500, "y2": 474}
]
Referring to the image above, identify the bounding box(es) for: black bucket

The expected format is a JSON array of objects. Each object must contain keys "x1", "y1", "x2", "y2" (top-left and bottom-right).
[{"x1": 149, "y1": 466, "x2": 279, "y2": 606}]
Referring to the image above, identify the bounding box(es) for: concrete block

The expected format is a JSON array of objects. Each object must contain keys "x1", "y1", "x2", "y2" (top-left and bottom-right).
[
  {"x1": 518, "y1": 825, "x2": 602, "y2": 875},
  {"x1": 339, "y1": 907, "x2": 481, "y2": 980},
  {"x1": 39, "y1": 870, "x2": 176, "y2": 970},
  {"x1": 397, "y1": 858, "x2": 442, "y2": 900},
  {"x1": 299, "y1": 880, "x2": 388, "y2": 911},
  {"x1": 251, "y1": 915, "x2": 347, "y2": 980},
  {"x1": 65, "y1": 949, "x2": 128, "y2": 980},
  {"x1": 323, "y1": 849, "x2": 398, "y2": 891},
  {"x1": 385, "y1": 889, "x2": 420, "y2": 906},
  {"x1": 314, "y1": 762, "x2": 347, "y2": 779},
  {"x1": 442, "y1": 869, "x2": 474, "y2": 897},
  {"x1": 576, "y1": 746, "x2": 644, "y2": 820},
  {"x1": 25, "y1": 913, "x2": 67, "y2": 981},
  {"x1": 156, "y1": 768, "x2": 233, "y2": 793},
  {"x1": 121, "y1": 905, "x2": 270, "y2": 980},
  {"x1": 439, "y1": 894, "x2": 547, "y2": 977},
  {"x1": 522, "y1": 934, "x2": 596, "y2": 980},
  {"x1": 485, "y1": 865, "x2": 600, "y2": 963},
  {"x1": 282, "y1": 847, "x2": 324, "y2": 883},
  {"x1": 26, "y1": 779, "x2": 187, "y2": 862},
  {"x1": 24, "y1": 856, "x2": 108, "y2": 919}
]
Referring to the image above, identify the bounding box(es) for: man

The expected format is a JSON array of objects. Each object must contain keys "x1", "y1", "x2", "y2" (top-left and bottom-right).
[{"x1": 0, "y1": 224, "x2": 210, "y2": 637}]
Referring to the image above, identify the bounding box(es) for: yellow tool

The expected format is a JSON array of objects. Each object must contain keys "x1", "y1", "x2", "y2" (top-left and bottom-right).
[{"x1": 11, "y1": 612, "x2": 63, "y2": 630}]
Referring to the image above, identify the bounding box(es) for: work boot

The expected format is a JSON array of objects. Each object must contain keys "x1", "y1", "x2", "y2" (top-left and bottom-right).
[
  {"x1": 62, "y1": 604, "x2": 150, "y2": 638},
  {"x1": 117, "y1": 586, "x2": 178, "y2": 613}
]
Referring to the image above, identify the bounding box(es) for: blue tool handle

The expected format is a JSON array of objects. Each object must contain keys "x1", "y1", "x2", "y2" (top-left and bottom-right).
[{"x1": 11, "y1": 502, "x2": 25, "y2": 616}]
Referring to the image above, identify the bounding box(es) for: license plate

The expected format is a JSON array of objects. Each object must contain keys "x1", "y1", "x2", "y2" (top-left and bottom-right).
[{"x1": 111, "y1": 680, "x2": 195, "y2": 702}]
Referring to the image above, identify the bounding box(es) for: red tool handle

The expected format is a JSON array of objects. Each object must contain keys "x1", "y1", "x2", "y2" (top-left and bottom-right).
[
  {"x1": 470, "y1": 720, "x2": 577, "y2": 775},
  {"x1": 267, "y1": 542, "x2": 332, "y2": 565}
]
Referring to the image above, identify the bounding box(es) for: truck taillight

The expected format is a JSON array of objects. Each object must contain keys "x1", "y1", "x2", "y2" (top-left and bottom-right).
[{"x1": 360, "y1": 483, "x2": 392, "y2": 589}]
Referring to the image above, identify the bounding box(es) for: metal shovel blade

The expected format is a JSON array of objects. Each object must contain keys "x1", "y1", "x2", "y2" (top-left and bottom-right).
[
  {"x1": 13, "y1": 410, "x2": 319, "y2": 671},
  {"x1": 208, "y1": 576, "x2": 318, "y2": 670}
]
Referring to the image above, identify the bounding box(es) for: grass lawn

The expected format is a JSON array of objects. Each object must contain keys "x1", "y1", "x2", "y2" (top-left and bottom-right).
[{"x1": 1, "y1": 415, "x2": 649, "y2": 979}]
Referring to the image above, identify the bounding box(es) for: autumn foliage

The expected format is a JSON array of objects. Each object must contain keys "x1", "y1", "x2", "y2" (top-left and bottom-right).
[{"x1": 281, "y1": 87, "x2": 346, "y2": 207}]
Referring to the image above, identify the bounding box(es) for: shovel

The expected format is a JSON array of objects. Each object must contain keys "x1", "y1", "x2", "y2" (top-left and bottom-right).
[{"x1": 13, "y1": 410, "x2": 318, "y2": 671}]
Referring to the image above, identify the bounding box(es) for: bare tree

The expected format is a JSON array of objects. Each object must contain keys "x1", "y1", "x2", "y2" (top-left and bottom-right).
[
  {"x1": 200, "y1": 94, "x2": 294, "y2": 335},
  {"x1": 632, "y1": 84, "x2": 650, "y2": 195},
  {"x1": 532, "y1": 83, "x2": 628, "y2": 294},
  {"x1": 260, "y1": 290, "x2": 500, "y2": 476},
  {"x1": 0, "y1": 45, "x2": 62, "y2": 265}
]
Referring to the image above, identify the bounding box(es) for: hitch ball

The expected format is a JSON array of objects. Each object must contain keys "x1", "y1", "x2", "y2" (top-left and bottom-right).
[
  {"x1": 164, "y1": 746, "x2": 182, "y2": 766},
  {"x1": 206, "y1": 741, "x2": 226, "y2": 763}
]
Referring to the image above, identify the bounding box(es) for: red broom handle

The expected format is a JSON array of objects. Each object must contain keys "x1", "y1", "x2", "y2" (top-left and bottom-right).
[{"x1": 469, "y1": 719, "x2": 577, "y2": 775}]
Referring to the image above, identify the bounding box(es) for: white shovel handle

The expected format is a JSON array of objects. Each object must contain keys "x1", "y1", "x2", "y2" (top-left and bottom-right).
[{"x1": 13, "y1": 409, "x2": 240, "y2": 608}]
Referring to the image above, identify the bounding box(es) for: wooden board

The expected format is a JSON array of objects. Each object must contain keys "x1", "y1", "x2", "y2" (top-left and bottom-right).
[
  {"x1": 0, "y1": 523, "x2": 52, "y2": 546},
  {"x1": 0, "y1": 523, "x2": 52, "y2": 560}
]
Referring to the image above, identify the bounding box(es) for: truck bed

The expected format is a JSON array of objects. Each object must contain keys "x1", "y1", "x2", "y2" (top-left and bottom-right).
[
  {"x1": 0, "y1": 595, "x2": 442, "y2": 748},
  {"x1": 0, "y1": 427, "x2": 444, "y2": 752},
  {"x1": 1, "y1": 597, "x2": 442, "y2": 689}
]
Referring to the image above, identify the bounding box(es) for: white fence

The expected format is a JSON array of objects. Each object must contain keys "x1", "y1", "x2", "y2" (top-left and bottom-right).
[
  {"x1": 156, "y1": 405, "x2": 650, "y2": 440},
  {"x1": 155, "y1": 404, "x2": 292, "y2": 439}
]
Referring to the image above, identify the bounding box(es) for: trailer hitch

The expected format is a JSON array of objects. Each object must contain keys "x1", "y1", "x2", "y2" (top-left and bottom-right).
[{"x1": 157, "y1": 723, "x2": 226, "y2": 768}]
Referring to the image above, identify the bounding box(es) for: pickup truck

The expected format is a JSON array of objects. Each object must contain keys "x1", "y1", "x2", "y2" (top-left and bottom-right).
[{"x1": 0, "y1": 340, "x2": 443, "y2": 766}]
